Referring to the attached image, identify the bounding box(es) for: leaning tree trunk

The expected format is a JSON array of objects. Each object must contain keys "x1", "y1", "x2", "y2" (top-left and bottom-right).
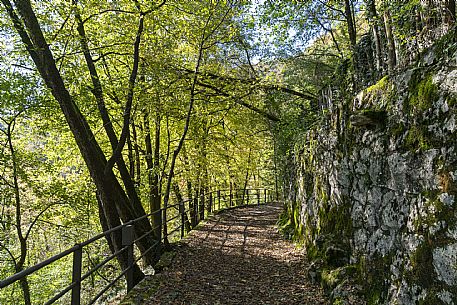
[
  {"x1": 1, "y1": 0, "x2": 156, "y2": 285},
  {"x1": 73, "y1": 3, "x2": 159, "y2": 264}
]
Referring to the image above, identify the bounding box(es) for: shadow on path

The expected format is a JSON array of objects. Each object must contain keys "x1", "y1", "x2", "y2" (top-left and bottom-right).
[{"x1": 135, "y1": 203, "x2": 328, "y2": 305}]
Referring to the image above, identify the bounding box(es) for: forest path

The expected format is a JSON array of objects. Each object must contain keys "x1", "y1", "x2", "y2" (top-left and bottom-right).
[{"x1": 125, "y1": 203, "x2": 328, "y2": 305}]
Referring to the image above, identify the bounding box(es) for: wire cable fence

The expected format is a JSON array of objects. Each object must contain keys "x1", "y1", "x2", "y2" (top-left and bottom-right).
[{"x1": 0, "y1": 187, "x2": 276, "y2": 304}]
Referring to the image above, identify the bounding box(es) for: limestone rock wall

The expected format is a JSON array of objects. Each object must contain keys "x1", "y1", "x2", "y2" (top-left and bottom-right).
[{"x1": 286, "y1": 37, "x2": 457, "y2": 304}]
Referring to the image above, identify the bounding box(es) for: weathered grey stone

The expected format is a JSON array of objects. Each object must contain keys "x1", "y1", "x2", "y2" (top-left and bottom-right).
[
  {"x1": 433, "y1": 244, "x2": 457, "y2": 286},
  {"x1": 438, "y1": 290, "x2": 455, "y2": 305},
  {"x1": 283, "y1": 43, "x2": 457, "y2": 304},
  {"x1": 444, "y1": 114, "x2": 456, "y2": 132},
  {"x1": 439, "y1": 193, "x2": 455, "y2": 206}
]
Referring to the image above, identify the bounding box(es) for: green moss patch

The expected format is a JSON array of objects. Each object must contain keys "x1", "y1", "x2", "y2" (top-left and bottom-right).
[{"x1": 408, "y1": 74, "x2": 438, "y2": 113}]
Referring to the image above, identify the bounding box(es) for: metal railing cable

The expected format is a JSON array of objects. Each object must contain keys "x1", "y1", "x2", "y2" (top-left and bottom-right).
[{"x1": 0, "y1": 187, "x2": 275, "y2": 304}]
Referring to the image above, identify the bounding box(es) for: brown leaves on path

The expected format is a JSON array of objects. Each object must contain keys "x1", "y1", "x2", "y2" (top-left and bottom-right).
[{"x1": 138, "y1": 203, "x2": 328, "y2": 305}]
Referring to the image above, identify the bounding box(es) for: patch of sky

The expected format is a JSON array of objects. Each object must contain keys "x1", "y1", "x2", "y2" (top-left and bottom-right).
[{"x1": 241, "y1": 0, "x2": 325, "y2": 64}]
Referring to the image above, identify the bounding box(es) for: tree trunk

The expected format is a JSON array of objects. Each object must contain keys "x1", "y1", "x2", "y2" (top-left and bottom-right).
[
  {"x1": 172, "y1": 182, "x2": 191, "y2": 233},
  {"x1": 447, "y1": 0, "x2": 456, "y2": 24},
  {"x1": 193, "y1": 188, "x2": 199, "y2": 225},
  {"x1": 366, "y1": 0, "x2": 384, "y2": 74},
  {"x1": 144, "y1": 110, "x2": 162, "y2": 244},
  {"x1": 182, "y1": 146, "x2": 197, "y2": 228},
  {"x1": 5, "y1": 121, "x2": 31, "y2": 305},
  {"x1": 241, "y1": 149, "x2": 251, "y2": 205},
  {"x1": 344, "y1": 0, "x2": 357, "y2": 50},
  {"x1": 200, "y1": 118, "x2": 211, "y2": 215},
  {"x1": 127, "y1": 127, "x2": 135, "y2": 180},
  {"x1": 1, "y1": 0, "x2": 155, "y2": 283},
  {"x1": 162, "y1": 21, "x2": 206, "y2": 246},
  {"x1": 199, "y1": 187, "x2": 205, "y2": 221},
  {"x1": 72, "y1": 1, "x2": 159, "y2": 263},
  {"x1": 132, "y1": 121, "x2": 141, "y2": 186},
  {"x1": 96, "y1": 194, "x2": 144, "y2": 284},
  {"x1": 383, "y1": 10, "x2": 397, "y2": 73},
  {"x1": 188, "y1": 181, "x2": 196, "y2": 228}
]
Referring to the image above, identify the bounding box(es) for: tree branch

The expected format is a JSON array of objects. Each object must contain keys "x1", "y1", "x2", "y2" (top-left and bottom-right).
[
  {"x1": 195, "y1": 81, "x2": 280, "y2": 122},
  {"x1": 105, "y1": 11, "x2": 145, "y2": 175},
  {"x1": 175, "y1": 66, "x2": 317, "y2": 100}
]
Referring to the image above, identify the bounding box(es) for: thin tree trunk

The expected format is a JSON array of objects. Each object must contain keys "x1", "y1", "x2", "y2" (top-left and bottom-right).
[
  {"x1": 383, "y1": 10, "x2": 397, "y2": 73},
  {"x1": 344, "y1": 0, "x2": 357, "y2": 50},
  {"x1": 241, "y1": 149, "x2": 251, "y2": 205},
  {"x1": 162, "y1": 15, "x2": 209, "y2": 246},
  {"x1": 72, "y1": 2, "x2": 159, "y2": 264},
  {"x1": 144, "y1": 109, "x2": 162, "y2": 244},
  {"x1": 366, "y1": 0, "x2": 383, "y2": 74},
  {"x1": 193, "y1": 188, "x2": 199, "y2": 226},
  {"x1": 200, "y1": 118, "x2": 210, "y2": 215},
  {"x1": 182, "y1": 146, "x2": 197, "y2": 228},
  {"x1": 1, "y1": 0, "x2": 154, "y2": 283},
  {"x1": 199, "y1": 186, "x2": 205, "y2": 221},
  {"x1": 5, "y1": 122, "x2": 31, "y2": 305},
  {"x1": 132, "y1": 121, "x2": 141, "y2": 186},
  {"x1": 172, "y1": 182, "x2": 191, "y2": 233},
  {"x1": 127, "y1": 127, "x2": 135, "y2": 180},
  {"x1": 447, "y1": 0, "x2": 456, "y2": 24}
]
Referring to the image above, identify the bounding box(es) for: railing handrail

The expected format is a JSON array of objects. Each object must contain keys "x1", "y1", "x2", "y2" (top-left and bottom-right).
[{"x1": 0, "y1": 187, "x2": 275, "y2": 304}]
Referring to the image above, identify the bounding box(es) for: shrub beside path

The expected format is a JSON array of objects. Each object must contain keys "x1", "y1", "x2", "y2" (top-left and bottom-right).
[{"x1": 122, "y1": 203, "x2": 328, "y2": 305}]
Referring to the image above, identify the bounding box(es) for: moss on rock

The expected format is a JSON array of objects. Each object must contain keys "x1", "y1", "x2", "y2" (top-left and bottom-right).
[{"x1": 408, "y1": 73, "x2": 439, "y2": 113}]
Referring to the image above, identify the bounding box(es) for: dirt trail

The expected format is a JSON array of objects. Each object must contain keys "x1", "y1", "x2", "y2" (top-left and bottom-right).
[{"x1": 129, "y1": 203, "x2": 328, "y2": 305}]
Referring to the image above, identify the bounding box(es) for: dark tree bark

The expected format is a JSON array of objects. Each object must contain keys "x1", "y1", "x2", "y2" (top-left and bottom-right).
[
  {"x1": 193, "y1": 187, "x2": 200, "y2": 224},
  {"x1": 0, "y1": 0, "x2": 157, "y2": 285},
  {"x1": 172, "y1": 182, "x2": 191, "y2": 233},
  {"x1": 127, "y1": 128, "x2": 135, "y2": 180},
  {"x1": 182, "y1": 146, "x2": 197, "y2": 228},
  {"x1": 447, "y1": 0, "x2": 456, "y2": 24},
  {"x1": 199, "y1": 186, "x2": 205, "y2": 221},
  {"x1": 132, "y1": 121, "x2": 141, "y2": 186},
  {"x1": 144, "y1": 109, "x2": 162, "y2": 243},
  {"x1": 241, "y1": 149, "x2": 251, "y2": 205},
  {"x1": 344, "y1": 0, "x2": 357, "y2": 50},
  {"x1": 96, "y1": 194, "x2": 143, "y2": 284},
  {"x1": 72, "y1": 2, "x2": 159, "y2": 264},
  {"x1": 188, "y1": 181, "x2": 197, "y2": 227}
]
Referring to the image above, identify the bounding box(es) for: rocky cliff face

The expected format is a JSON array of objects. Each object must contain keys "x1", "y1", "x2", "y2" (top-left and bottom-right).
[{"x1": 284, "y1": 32, "x2": 457, "y2": 304}]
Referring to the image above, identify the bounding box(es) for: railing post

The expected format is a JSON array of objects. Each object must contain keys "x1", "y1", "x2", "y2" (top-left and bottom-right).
[
  {"x1": 71, "y1": 245, "x2": 83, "y2": 305},
  {"x1": 264, "y1": 189, "x2": 267, "y2": 203},
  {"x1": 217, "y1": 190, "x2": 221, "y2": 210},
  {"x1": 257, "y1": 189, "x2": 260, "y2": 205},
  {"x1": 122, "y1": 225, "x2": 134, "y2": 292}
]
